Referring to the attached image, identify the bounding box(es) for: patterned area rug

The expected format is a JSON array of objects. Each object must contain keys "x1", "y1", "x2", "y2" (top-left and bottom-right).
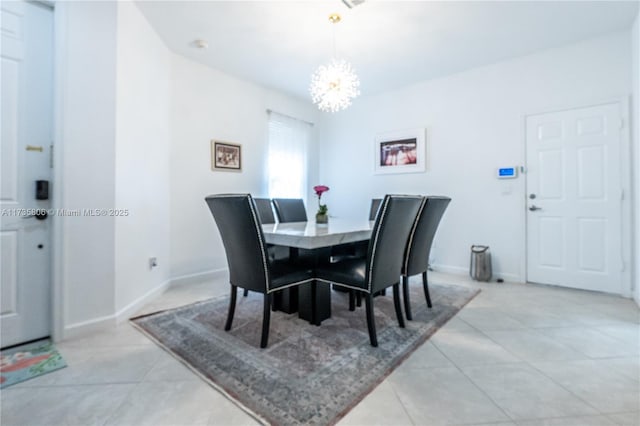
[
  {"x1": 131, "y1": 283, "x2": 479, "y2": 425},
  {"x1": 0, "y1": 339, "x2": 67, "y2": 388}
]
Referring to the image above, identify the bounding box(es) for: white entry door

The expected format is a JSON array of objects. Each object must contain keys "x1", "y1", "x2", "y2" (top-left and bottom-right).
[
  {"x1": 525, "y1": 102, "x2": 623, "y2": 294},
  {"x1": 1, "y1": 1, "x2": 53, "y2": 347}
]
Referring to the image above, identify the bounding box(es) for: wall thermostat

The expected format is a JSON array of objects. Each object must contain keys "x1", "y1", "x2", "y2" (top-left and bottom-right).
[{"x1": 497, "y1": 167, "x2": 518, "y2": 179}]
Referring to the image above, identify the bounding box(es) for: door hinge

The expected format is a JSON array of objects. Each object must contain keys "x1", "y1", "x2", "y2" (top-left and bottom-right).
[
  {"x1": 50, "y1": 144, "x2": 54, "y2": 168},
  {"x1": 619, "y1": 118, "x2": 624, "y2": 129},
  {"x1": 621, "y1": 260, "x2": 626, "y2": 272},
  {"x1": 620, "y1": 188, "x2": 624, "y2": 201}
]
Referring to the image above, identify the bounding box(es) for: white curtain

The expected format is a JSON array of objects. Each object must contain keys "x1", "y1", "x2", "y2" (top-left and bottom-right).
[{"x1": 267, "y1": 111, "x2": 311, "y2": 205}]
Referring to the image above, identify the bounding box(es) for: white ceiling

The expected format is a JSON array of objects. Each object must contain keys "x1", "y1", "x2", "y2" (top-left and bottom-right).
[{"x1": 136, "y1": 1, "x2": 638, "y2": 101}]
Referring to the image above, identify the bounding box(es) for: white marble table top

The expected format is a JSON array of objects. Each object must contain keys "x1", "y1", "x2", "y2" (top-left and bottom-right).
[{"x1": 262, "y1": 219, "x2": 374, "y2": 250}]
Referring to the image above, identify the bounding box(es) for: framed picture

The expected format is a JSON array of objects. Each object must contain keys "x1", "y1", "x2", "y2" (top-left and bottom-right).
[
  {"x1": 374, "y1": 128, "x2": 426, "y2": 174},
  {"x1": 211, "y1": 141, "x2": 242, "y2": 171}
]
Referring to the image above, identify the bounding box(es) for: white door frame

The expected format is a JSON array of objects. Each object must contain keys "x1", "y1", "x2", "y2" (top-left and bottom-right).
[
  {"x1": 522, "y1": 96, "x2": 633, "y2": 297},
  {"x1": 51, "y1": 1, "x2": 66, "y2": 342}
]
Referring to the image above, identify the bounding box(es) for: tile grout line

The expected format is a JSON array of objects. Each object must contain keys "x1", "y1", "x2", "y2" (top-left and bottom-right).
[
  {"x1": 523, "y1": 358, "x2": 609, "y2": 417},
  {"x1": 531, "y1": 323, "x2": 639, "y2": 358},
  {"x1": 99, "y1": 380, "x2": 145, "y2": 426},
  {"x1": 427, "y1": 337, "x2": 516, "y2": 423},
  {"x1": 385, "y1": 381, "x2": 419, "y2": 426},
  {"x1": 469, "y1": 316, "x2": 612, "y2": 418}
]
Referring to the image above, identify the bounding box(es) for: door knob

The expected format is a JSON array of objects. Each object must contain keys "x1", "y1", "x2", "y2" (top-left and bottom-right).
[
  {"x1": 22, "y1": 212, "x2": 48, "y2": 220},
  {"x1": 528, "y1": 205, "x2": 542, "y2": 211}
]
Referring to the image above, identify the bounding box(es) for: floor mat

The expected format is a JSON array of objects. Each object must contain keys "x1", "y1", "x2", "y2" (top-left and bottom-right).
[{"x1": 1, "y1": 339, "x2": 67, "y2": 388}]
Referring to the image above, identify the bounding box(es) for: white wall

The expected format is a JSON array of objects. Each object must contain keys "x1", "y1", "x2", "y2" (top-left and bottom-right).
[
  {"x1": 55, "y1": 1, "x2": 174, "y2": 337},
  {"x1": 319, "y1": 32, "x2": 632, "y2": 283},
  {"x1": 54, "y1": 0, "x2": 319, "y2": 337},
  {"x1": 114, "y1": 2, "x2": 171, "y2": 313},
  {"x1": 169, "y1": 54, "x2": 319, "y2": 279},
  {"x1": 55, "y1": 1, "x2": 117, "y2": 330},
  {"x1": 632, "y1": 13, "x2": 640, "y2": 305}
]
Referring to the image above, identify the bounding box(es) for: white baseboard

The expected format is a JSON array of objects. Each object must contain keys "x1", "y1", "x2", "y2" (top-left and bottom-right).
[
  {"x1": 63, "y1": 314, "x2": 117, "y2": 341},
  {"x1": 431, "y1": 263, "x2": 522, "y2": 283},
  {"x1": 61, "y1": 269, "x2": 230, "y2": 341},
  {"x1": 62, "y1": 264, "x2": 526, "y2": 340},
  {"x1": 169, "y1": 268, "x2": 228, "y2": 287},
  {"x1": 62, "y1": 278, "x2": 171, "y2": 340},
  {"x1": 115, "y1": 279, "x2": 172, "y2": 324}
]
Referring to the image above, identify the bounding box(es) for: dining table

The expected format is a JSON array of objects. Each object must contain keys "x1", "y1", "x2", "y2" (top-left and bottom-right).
[{"x1": 262, "y1": 218, "x2": 374, "y2": 325}]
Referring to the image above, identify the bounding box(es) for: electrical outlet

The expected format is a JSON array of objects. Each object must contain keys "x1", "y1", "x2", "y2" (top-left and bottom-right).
[{"x1": 149, "y1": 257, "x2": 158, "y2": 269}]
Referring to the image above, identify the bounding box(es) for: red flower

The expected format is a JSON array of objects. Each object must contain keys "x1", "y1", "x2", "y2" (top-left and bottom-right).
[{"x1": 313, "y1": 185, "x2": 329, "y2": 197}]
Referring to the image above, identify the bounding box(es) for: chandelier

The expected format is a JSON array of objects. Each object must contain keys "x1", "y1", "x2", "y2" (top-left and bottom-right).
[{"x1": 309, "y1": 14, "x2": 360, "y2": 113}]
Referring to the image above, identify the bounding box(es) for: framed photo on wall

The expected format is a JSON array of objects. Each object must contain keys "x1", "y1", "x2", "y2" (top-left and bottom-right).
[
  {"x1": 374, "y1": 128, "x2": 426, "y2": 175},
  {"x1": 211, "y1": 141, "x2": 242, "y2": 171}
]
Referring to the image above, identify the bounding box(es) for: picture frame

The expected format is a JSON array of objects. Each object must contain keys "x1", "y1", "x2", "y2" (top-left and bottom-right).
[
  {"x1": 211, "y1": 141, "x2": 242, "y2": 171},
  {"x1": 374, "y1": 128, "x2": 426, "y2": 175}
]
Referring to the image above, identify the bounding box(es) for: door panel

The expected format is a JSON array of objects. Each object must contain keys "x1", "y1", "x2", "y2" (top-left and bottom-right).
[
  {"x1": 538, "y1": 217, "x2": 564, "y2": 268},
  {"x1": 1, "y1": 49, "x2": 20, "y2": 202},
  {"x1": 577, "y1": 218, "x2": 606, "y2": 272},
  {"x1": 0, "y1": 231, "x2": 18, "y2": 316},
  {"x1": 0, "y1": 1, "x2": 52, "y2": 347},
  {"x1": 577, "y1": 145, "x2": 605, "y2": 199},
  {"x1": 538, "y1": 150, "x2": 564, "y2": 199},
  {"x1": 526, "y1": 103, "x2": 622, "y2": 294}
]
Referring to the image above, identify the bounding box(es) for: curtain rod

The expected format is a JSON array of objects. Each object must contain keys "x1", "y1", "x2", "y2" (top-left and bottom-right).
[{"x1": 266, "y1": 109, "x2": 314, "y2": 127}]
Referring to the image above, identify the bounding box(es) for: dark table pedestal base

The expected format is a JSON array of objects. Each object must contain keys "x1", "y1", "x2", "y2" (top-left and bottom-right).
[
  {"x1": 298, "y1": 281, "x2": 331, "y2": 325},
  {"x1": 272, "y1": 287, "x2": 299, "y2": 314}
]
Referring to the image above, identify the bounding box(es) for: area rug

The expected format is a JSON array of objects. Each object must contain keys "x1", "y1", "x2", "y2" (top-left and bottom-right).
[
  {"x1": 0, "y1": 339, "x2": 67, "y2": 388},
  {"x1": 131, "y1": 282, "x2": 479, "y2": 425}
]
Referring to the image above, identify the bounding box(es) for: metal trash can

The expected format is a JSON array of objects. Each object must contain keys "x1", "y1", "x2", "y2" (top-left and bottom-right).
[{"x1": 470, "y1": 245, "x2": 492, "y2": 282}]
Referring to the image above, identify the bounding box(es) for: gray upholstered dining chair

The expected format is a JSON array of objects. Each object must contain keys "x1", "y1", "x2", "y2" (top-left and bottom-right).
[
  {"x1": 369, "y1": 198, "x2": 382, "y2": 221},
  {"x1": 242, "y1": 197, "x2": 277, "y2": 297},
  {"x1": 205, "y1": 194, "x2": 314, "y2": 348},
  {"x1": 253, "y1": 198, "x2": 276, "y2": 224},
  {"x1": 316, "y1": 195, "x2": 424, "y2": 347},
  {"x1": 401, "y1": 196, "x2": 451, "y2": 320},
  {"x1": 332, "y1": 197, "x2": 384, "y2": 261},
  {"x1": 335, "y1": 198, "x2": 385, "y2": 305},
  {"x1": 272, "y1": 198, "x2": 307, "y2": 223}
]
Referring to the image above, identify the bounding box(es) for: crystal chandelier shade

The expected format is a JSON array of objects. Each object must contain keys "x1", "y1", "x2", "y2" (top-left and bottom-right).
[
  {"x1": 309, "y1": 14, "x2": 360, "y2": 113},
  {"x1": 310, "y1": 59, "x2": 360, "y2": 113}
]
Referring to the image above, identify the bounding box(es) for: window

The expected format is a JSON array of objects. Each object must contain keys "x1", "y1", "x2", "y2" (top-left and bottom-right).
[{"x1": 267, "y1": 111, "x2": 312, "y2": 204}]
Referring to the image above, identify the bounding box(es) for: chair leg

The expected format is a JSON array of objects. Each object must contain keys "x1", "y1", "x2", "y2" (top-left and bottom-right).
[
  {"x1": 402, "y1": 275, "x2": 413, "y2": 321},
  {"x1": 422, "y1": 271, "x2": 432, "y2": 308},
  {"x1": 260, "y1": 293, "x2": 272, "y2": 348},
  {"x1": 243, "y1": 288, "x2": 249, "y2": 297},
  {"x1": 364, "y1": 294, "x2": 378, "y2": 347},
  {"x1": 225, "y1": 284, "x2": 237, "y2": 331},
  {"x1": 356, "y1": 291, "x2": 362, "y2": 307},
  {"x1": 271, "y1": 289, "x2": 277, "y2": 311},
  {"x1": 348, "y1": 290, "x2": 356, "y2": 311},
  {"x1": 392, "y1": 283, "x2": 406, "y2": 328}
]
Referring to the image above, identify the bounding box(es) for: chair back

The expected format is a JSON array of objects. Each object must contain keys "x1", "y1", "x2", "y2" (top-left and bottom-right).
[
  {"x1": 404, "y1": 196, "x2": 451, "y2": 276},
  {"x1": 365, "y1": 195, "x2": 423, "y2": 293},
  {"x1": 254, "y1": 198, "x2": 276, "y2": 224},
  {"x1": 272, "y1": 198, "x2": 308, "y2": 222},
  {"x1": 205, "y1": 194, "x2": 270, "y2": 293},
  {"x1": 369, "y1": 198, "x2": 382, "y2": 221}
]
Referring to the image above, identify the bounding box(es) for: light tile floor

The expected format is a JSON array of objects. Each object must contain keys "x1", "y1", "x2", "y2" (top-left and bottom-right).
[{"x1": 1, "y1": 272, "x2": 638, "y2": 426}]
